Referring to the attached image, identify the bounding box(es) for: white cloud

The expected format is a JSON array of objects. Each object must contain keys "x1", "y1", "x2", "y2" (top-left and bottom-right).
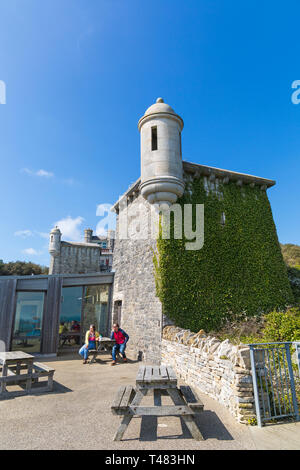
[
  {"x1": 21, "y1": 168, "x2": 54, "y2": 178},
  {"x1": 21, "y1": 168, "x2": 33, "y2": 175},
  {"x1": 36, "y1": 169, "x2": 54, "y2": 178},
  {"x1": 21, "y1": 168, "x2": 81, "y2": 186},
  {"x1": 36, "y1": 231, "x2": 49, "y2": 239},
  {"x1": 14, "y1": 230, "x2": 50, "y2": 239},
  {"x1": 22, "y1": 248, "x2": 43, "y2": 256},
  {"x1": 62, "y1": 177, "x2": 77, "y2": 186},
  {"x1": 54, "y1": 216, "x2": 84, "y2": 241},
  {"x1": 14, "y1": 230, "x2": 33, "y2": 238}
]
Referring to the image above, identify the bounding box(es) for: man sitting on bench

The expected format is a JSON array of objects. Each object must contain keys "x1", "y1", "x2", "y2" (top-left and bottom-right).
[{"x1": 110, "y1": 323, "x2": 129, "y2": 366}]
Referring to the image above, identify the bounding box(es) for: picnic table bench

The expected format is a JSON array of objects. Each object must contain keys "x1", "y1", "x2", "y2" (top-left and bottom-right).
[
  {"x1": 111, "y1": 364, "x2": 204, "y2": 441},
  {"x1": 59, "y1": 331, "x2": 81, "y2": 347},
  {"x1": 88, "y1": 337, "x2": 116, "y2": 364},
  {"x1": 0, "y1": 351, "x2": 55, "y2": 396}
]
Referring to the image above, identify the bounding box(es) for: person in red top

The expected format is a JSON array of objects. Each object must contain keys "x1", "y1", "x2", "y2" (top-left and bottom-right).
[{"x1": 110, "y1": 323, "x2": 129, "y2": 366}]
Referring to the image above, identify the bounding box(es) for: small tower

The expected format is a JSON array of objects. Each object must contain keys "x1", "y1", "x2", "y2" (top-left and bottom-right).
[
  {"x1": 107, "y1": 229, "x2": 115, "y2": 251},
  {"x1": 84, "y1": 228, "x2": 93, "y2": 243},
  {"x1": 49, "y1": 226, "x2": 61, "y2": 274},
  {"x1": 138, "y1": 97, "x2": 184, "y2": 206},
  {"x1": 49, "y1": 226, "x2": 61, "y2": 257}
]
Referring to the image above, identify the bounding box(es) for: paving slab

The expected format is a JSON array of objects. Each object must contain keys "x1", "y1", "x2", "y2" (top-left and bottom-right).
[
  {"x1": 0, "y1": 353, "x2": 297, "y2": 450},
  {"x1": 248, "y1": 422, "x2": 300, "y2": 450}
]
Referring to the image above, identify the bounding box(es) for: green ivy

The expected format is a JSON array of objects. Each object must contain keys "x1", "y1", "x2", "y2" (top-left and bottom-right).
[
  {"x1": 287, "y1": 266, "x2": 300, "y2": 305},
  {"x1": 154, "y1": 178, "x2": 294, "y2": 332}
]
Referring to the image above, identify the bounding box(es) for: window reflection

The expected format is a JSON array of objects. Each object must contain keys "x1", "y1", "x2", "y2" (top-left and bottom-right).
[
  {"x1": 59, "y1": 286, "x2": 82, "y2": 349},
  {"x1": 12, "y1": 291, "x2": 45, "y2": 353},
  {"x1": 82, "y1": 285, "x2": 109, "y2": 337}
]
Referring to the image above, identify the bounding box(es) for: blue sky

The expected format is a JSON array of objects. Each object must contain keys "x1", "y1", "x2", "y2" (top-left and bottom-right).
[{"x1": 0, "y1": 0, "x2": 300, "y2": 266}]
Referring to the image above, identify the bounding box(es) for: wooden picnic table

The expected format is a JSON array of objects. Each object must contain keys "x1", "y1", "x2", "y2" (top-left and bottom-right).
[
  {"x1": 0, "y1": 351, "x2": 55, "y2": 396},
  {"x1": 59, "y1": 331, "x2": 81, "y2": 346},
  {"x1": 88, "y1": 337, "x2": 116, "y2": 364},
  {"x1": 0, "y1": 351, "x2": 34, "y2": 394},
  {"x1": 111, "y1": 364, "x2": 204, "y2": 441}
]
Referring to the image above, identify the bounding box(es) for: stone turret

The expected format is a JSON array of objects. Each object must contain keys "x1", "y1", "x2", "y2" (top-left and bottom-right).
[
  {"x1": 49, "y1": 226, "x2": 61, "y2": 257},
  {"x1": 138, "y1": 97, "x2": 185, "y2": 206},
  {"x1": 84, "y1": 228, "x2": 93, "y2": 243},
  {"x1": 107, "y1": 229, "x2": 115, "y2": 251}
]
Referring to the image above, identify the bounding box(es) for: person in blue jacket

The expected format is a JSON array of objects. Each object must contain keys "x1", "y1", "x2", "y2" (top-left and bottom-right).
[{"x1": 110, "y1": 323, "x2": 129, "y2": 366}]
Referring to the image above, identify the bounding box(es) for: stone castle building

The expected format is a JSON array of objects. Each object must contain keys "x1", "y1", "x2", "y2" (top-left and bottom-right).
[
  {"x1": 44, "y1": 97, "x2": 291, "y2": 364},
  {"x1": 49, "y1": 227, "x2": 115, "y2": 275},
  {"x1": 110, "y1": 98, "x2": 291, "y2": 363}
]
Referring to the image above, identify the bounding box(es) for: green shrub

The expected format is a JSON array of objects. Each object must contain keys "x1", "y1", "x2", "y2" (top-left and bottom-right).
[
  {"x1": 262, "y1": 307, "x2": 300, "y2": 342},
  {"x1": 248, "y1": 417, "x2": 257, "y2": 426}
]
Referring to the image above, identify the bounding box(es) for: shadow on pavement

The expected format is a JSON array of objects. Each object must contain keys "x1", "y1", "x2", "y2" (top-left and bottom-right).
[
  {"x1": 124, "y1": 410, "x2": 234, "y2": 442},
  {"x1": 0, "y1": 380, "x2": 72, "y2": 401},
  {"x1": 195, "y1": 410, "x2": 234, "y2": 440}
]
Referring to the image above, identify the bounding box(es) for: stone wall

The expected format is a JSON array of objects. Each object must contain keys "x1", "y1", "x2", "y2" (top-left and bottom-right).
[
  {"x1": 112, "y1": 194, "x2": 162, "y2": 364},
  {"x1": 111, "y1": 170, "x2": 228, "y2": 364},
  {"x1": 50, "y1": 242, "x2": 101, "y2": 274},
  {"x1": 161, "y1": 326, "x2": 255, "y2": 424}
]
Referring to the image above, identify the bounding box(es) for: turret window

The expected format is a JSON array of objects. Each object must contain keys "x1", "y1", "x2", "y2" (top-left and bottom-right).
[{"x1": 151, "y1": 126, "x2": 158, "y2": 151}]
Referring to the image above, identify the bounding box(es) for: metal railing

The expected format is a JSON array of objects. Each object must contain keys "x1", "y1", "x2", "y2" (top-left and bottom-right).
[{"x1": 249, "y1": 342, "x2": 300, "y2": 427}]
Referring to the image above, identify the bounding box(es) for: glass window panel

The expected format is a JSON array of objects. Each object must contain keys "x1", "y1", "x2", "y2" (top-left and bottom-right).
[
  {"x1": 59, "y1": 286, "x2": 82, "y2": 349},
  {"x1": 82, "y1": 285, "x2": 110, "y2": 337},
  {"x1": 12, "y1": 291, "x2": 45, "y2": 353}
]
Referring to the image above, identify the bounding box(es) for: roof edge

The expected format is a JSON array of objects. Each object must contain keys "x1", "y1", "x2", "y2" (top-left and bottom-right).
[{"x1": 112, "y1": 161, "x2": 276, "y2": 211}]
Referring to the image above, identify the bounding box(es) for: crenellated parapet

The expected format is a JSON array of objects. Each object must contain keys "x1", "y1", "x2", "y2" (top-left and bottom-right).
[{"x1": 112, "y1": 160, "x2": 276, "y2": 214}]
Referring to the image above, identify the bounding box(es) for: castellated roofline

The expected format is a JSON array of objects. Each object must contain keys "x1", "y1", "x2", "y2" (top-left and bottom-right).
[
  {"x1": 60, "y1": 241, "x2": 101, "y2": 248},
  {"x1": 182, "y1": 161, "x2": 276, "y2": 187},
  {"x1": 112, "y1": 160, "x2": 276, "y2": 211}
]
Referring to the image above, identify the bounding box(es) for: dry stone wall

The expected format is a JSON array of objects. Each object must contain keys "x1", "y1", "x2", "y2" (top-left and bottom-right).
[{"x1": 162, "y1": 325, "x2": 256, "y2": 423}]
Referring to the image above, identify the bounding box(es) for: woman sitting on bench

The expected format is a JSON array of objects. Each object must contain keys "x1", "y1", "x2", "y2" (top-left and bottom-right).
[{"x1": 79, "y1": 324, "x2": 102, "y2": 364}]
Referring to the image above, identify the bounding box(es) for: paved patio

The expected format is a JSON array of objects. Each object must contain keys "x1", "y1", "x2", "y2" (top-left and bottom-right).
[{"x1": 0, "y1": 353, "x2": 299, "y2": 450}]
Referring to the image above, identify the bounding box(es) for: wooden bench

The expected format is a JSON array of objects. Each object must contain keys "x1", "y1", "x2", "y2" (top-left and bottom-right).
[
  {"x1": 111, "y1": 385, "x2": 136, "y2": 441},
  {"x1": 111, "y1": 366, "x2": 204, "y2": 442},
  {"x1": 31, "y1": 362, "x2": 55, "y2": 392},
  {"x1": 0, "y1": 362, "x2": 55, "y2": 395},
  {"x1": 88, "y1": 338, "x2": 116, "y2": 364},
  {"x1": 180, "y1": 385, "x2": 204, "y2": 413},
  {"x1": 111, "y1": 385, "x2": 135, "y2": 415}
]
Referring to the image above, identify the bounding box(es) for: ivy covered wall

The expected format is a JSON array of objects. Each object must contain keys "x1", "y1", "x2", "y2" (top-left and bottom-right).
[{"x1": 154, "y1": 177, "x2": 294, "y2": 332}]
